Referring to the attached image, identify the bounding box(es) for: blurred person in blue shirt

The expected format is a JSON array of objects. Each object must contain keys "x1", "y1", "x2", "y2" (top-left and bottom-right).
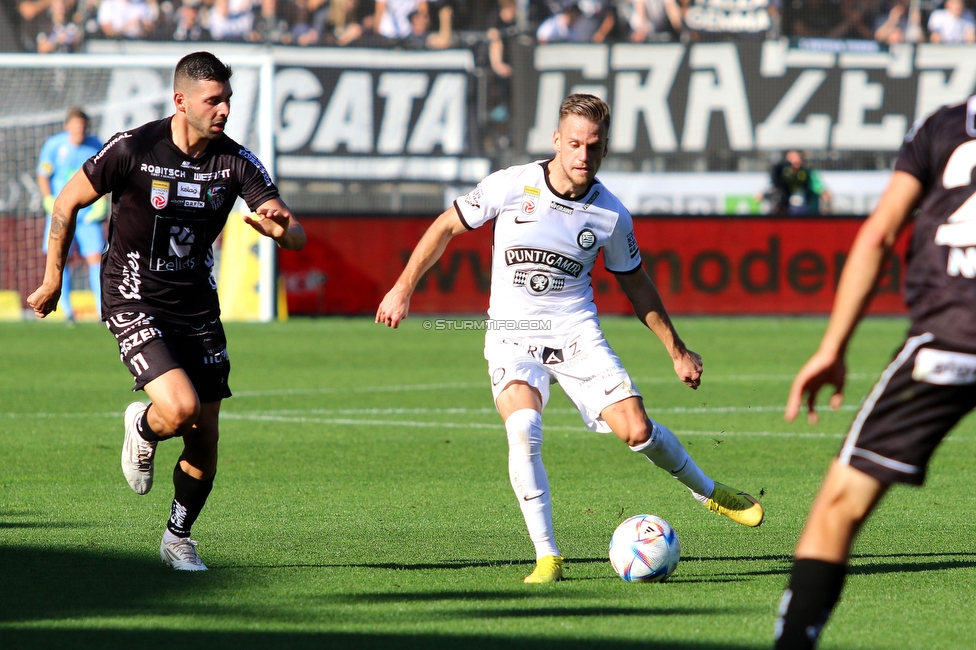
[{"x1": 37, "y1": 107, "x2": 107, "y2": 321}]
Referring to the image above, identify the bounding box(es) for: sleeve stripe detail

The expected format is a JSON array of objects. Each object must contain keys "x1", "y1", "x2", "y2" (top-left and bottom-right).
[{"x1": 453, "y1": 200, "x2": 475, "y2": 230}]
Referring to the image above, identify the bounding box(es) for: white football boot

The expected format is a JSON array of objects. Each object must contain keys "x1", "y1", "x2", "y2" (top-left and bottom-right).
[
  {"x1": 160, "y1": 536, "x2": 208, "y2": 571},
  {"x1": 121, "y1": 402, "x2": 156, "y2": 494}
]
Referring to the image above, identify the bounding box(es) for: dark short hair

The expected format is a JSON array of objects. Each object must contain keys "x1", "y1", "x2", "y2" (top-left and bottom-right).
[
  {"x1": 174, "y1": 51, "x2": 232, "y2": 91},
  {"x1": 65, "y1": 107, "x2": 88, "y2": 124},
  {"x1": 558, "y1": 93, "x2": 611, "y2": 131}
]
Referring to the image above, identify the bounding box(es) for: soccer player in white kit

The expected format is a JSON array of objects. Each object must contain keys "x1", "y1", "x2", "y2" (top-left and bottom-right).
[{"x1": 377, "y1": 94, "x2": 763, "y2": 583}]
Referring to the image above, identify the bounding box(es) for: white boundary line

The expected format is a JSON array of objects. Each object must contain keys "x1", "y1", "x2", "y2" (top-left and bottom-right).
[{"x1": 230, "y1": 373, "x2": 876, "y2": 399}]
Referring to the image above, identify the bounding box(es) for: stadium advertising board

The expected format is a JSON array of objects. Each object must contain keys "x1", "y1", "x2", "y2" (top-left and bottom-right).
[
  {"x1": 279, "y1": 216, "x2": 910, "y2": 316},
  {"x1": 511, "y1": 41, "x2": 976, "y2": 161},
  {"x1": 272, "y1": 49, "x2": 490, "y2": 184}
]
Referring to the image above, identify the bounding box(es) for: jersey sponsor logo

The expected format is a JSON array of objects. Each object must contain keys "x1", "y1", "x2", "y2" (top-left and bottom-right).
[
  {"x1": 912, "y1": 348, "x2": 976, "y2": 385},
  {"x1": 92, "y1": 132, "x2": 131, "y2": 164},
  {"x1": 577, "y1": 228, "x2": 596, "y2": 250},
  {"x1": 627, "y1": 231, "x2": 639, "y2": 258},
  {"x1": 108, "y1": 310, "x2": 151, "y2": 334},
  {"x1": 194, "y1": 169, "x2": 231, "y2": 182},
  {"x1": 118, "y1": 251, "x2": 142, "y2": 300},
  {"x1": 207, "y1": 186, "x2": 228, "y2": 210},
  {"x1": 582, "y1": 189, "x2": 600, "y2": 210},
  {"x1": 513, "y1": 269, "x2": 565, "y2": 296},
  {"x1": 177, "y1": 182, "x2": 201, "y2": 198},
  {"x1": 541, "y1": 346, "x2": 564, "y2": 365},
  {"x1": 150, "y1": 216, "x2": 206, "y2": 272},
  {"x1": 150, "y1": 180, "x2": 169, "y2": 209},
  {"x1": 140, "y1": 163, "x2": 187, "y2": 179},
  {"x1": 169, "y1": 226, "x2": 195, "y2": 258},
  {"x1": 550, "y1": 200, "x2": 574, "y2": 215},
  {"x1": 504, "y1": 247, "x2": 584, "y2": 278},
  {"x1": 934, "y1": 139, "x2": 976, "y2": 277},
  {"x1": 238, "y1": 147, "x2": 273, "y2": 186},
  {"x1": 172, "y1": 199, "x2": 206, "y2": 209},
  {"x1": 518, "y1": 186, "x2": 541, "y2": 220},
  {"x1": 118, "y1": 325, "x2": 163, "y2": 356},
  {"x1": 203, "y1": 348, "x2": 229, "y2": 365}
]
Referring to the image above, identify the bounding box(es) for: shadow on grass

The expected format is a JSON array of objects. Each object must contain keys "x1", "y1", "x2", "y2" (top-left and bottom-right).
[{"x1": 0, "y1": 630, "x2": 767, "y2": 650}]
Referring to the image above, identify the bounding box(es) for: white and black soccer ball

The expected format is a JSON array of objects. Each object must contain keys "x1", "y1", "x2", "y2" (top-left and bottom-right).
[{"x1": 609, "y1": 514, "x2": 680, "y2": 582}]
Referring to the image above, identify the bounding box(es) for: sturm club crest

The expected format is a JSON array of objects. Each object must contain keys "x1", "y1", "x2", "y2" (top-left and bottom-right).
[
  {"x1": 513, "y1": 269, "x2": 566, "y2": 296},
  {"x1": 577, "y1": 228, "x2": 596, "y2": 250},
  {"x1": 207, "y1": 186, "x2": 228, "y2": 210}
]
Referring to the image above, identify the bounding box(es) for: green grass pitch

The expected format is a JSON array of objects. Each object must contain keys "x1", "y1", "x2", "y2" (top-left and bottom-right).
[{"x1": 1, "y1": 316, "x2": 975, "y2": 649}]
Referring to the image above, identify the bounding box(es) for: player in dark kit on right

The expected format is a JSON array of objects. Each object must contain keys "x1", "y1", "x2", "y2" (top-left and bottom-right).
[
  {"x1": 28, "y1": 52, "x2": 306, "y2": 571},
  {"x1": 774, "y1": 96, "x2": 976, "y2": 647}
]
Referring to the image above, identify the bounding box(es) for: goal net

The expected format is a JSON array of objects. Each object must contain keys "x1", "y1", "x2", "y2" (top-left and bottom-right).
[{"x1": 0, "y1": 53, "x2": 277, "y2": 322}]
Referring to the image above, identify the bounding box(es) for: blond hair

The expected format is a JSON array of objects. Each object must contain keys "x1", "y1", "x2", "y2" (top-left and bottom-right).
[{"x1": 558, "y1": 94, "x2": 610, "y2": 130}]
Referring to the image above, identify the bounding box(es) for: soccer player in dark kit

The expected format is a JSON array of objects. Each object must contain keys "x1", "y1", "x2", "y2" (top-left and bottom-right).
[
  {"x1": 775, "y1": 95, "x2": 976, "y2": 647},
  {"x1": 28, "y1": 51, "x2": 306, "y2": 571}
]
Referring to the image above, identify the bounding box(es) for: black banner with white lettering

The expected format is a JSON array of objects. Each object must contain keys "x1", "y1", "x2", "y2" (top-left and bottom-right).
[
  {"x1": 273, "y1": 49, "x2": 490, "y2": 185},
  {"x1": 508, "y1": 40, "x2": 976, "y2": 165}
]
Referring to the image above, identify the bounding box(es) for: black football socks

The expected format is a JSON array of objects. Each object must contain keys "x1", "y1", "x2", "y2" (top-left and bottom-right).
[{"x1": 774, "y1": 558, "x2": 847, "y2": 650}]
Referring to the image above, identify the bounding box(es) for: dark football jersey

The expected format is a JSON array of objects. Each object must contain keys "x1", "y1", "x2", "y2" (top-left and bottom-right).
[
  {"x1": 85, "y1": 117, "x2": 279, "y2": 322},
  {"x1": 895, "y1": 96, "x2": 976, "y2": 350}
]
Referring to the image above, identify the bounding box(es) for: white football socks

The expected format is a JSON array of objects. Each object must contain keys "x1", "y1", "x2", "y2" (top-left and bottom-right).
[
  {"x1": 506, "y1": 408, "x2": 559, "y2": 560},
  {"x1": 630, "y1": 421, "x2": 715, "y2": 497}
]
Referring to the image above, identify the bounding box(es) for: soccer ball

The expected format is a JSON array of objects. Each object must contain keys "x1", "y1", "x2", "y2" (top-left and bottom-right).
[{"x1": 609, "y1": 514, "x2": 680, "y2": 582}]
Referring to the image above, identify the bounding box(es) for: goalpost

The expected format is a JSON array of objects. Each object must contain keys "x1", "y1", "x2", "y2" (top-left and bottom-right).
[{"x1": 0, "y1": 52, "x2": 278, "y2": 322}]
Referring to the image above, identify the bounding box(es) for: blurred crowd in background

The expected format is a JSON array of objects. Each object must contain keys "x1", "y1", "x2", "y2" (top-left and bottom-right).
[{"x1": 11, "y1": 0, "x2": 975, "y2": 56}]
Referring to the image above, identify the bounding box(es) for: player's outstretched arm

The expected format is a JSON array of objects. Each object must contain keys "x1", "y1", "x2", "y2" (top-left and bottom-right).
[
  {"x1": 785, "y1": 170, "x2": 922, "y2": 423},
  {"x1": 27, "y1": 170, "x2": 102, "y2": 318},
  {"x1": 616, "y1": 266, "x2": 702, "y2": 389},
  {"x1": 376, "y1": 206, "x2": 468, "y2": 328},
  {"x1": 245, "y1": 198, "x2": 306, "y2": 250}
]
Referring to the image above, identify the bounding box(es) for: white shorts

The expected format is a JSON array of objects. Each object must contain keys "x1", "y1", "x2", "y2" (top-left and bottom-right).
[{"x1": 484, "y1": 323, "x2": 641, "y2": 433}]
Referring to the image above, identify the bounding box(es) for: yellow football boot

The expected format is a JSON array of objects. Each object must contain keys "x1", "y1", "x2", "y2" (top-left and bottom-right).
[
  {"x1": 524, "y1": 555, "x2": 564, "y2": 584},
  {"x1": 693, "y1": 482, "x2": 764, "y2": 527}
]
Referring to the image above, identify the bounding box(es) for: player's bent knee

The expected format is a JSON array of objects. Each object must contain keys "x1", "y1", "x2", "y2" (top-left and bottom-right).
[
  {"x1": 617, "y1": 418, "x2": 652, "y2": 447},
  {"x1": 153, "y1": 398, "x2": 201, "y2": 435}
]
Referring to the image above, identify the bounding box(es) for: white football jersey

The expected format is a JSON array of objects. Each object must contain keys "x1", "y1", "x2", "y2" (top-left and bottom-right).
[{"x1": 455, "y1": 160, "x2": 642, "y2": 332}]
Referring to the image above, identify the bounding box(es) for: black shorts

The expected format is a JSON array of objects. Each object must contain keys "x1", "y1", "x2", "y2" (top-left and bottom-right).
[
  {"x1": 106, "y1": 311, "x2": 232, "y2": 403},
  {"x1": 839, "y1": 333, "x2": 976, "y2": 486}
]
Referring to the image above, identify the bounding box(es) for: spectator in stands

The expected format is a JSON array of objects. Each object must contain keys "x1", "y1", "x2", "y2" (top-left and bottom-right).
[
  {"x1": 627, "y1": 0, "x2": 682, "y2": 41},
  {"x1": 763, "y1": 150, "x2": 831, "y2": 216},
  {"x1": 250, "y1": 0, "x2": 287, "y2": 42},
  {"x1": 426, "y1": 0, "x2": 454, "y2": 48},
  {"x1": 874, "y1": 0, "x2": 924, "y2": 43},
  {"x1": 322, "y1": 0, "x2": 372, "y2": 46},
  {"x1": 928, "y1": 0, "x2": 976, "y2": 43},
  {"x1": 829, "y1": 0, "x2": 875, "y2": 39},
  {"x1": 282, "y1": 0, "x2": 331, "y2": 45},
  {"x1": 207, "y1": 0, "x2": 256, "y2": 41},
  {"x1": 487, "y1": 0, "x2": 516, "y2": 132},
  {"x1": 573, "y1": 0, "x2": 616, "y2": 42},
  {"x1": 536, "y1": 1, "x2": 582, "y2": 42},
  {"x1": 172, "y1": 0, "x2": 209, "y2": 41},
  {"x1": 375, "y1": 0, "x2": 426, "y2": 40},
  {"x1": 97, "y1": 0, "x2": 157, "y2": 39},
  {"x1": 17, "y1": 0, "x2": 52, "y2": 50},
  {"x1": 38, "y1": 0, "x2": 82, "y2": 52}
]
